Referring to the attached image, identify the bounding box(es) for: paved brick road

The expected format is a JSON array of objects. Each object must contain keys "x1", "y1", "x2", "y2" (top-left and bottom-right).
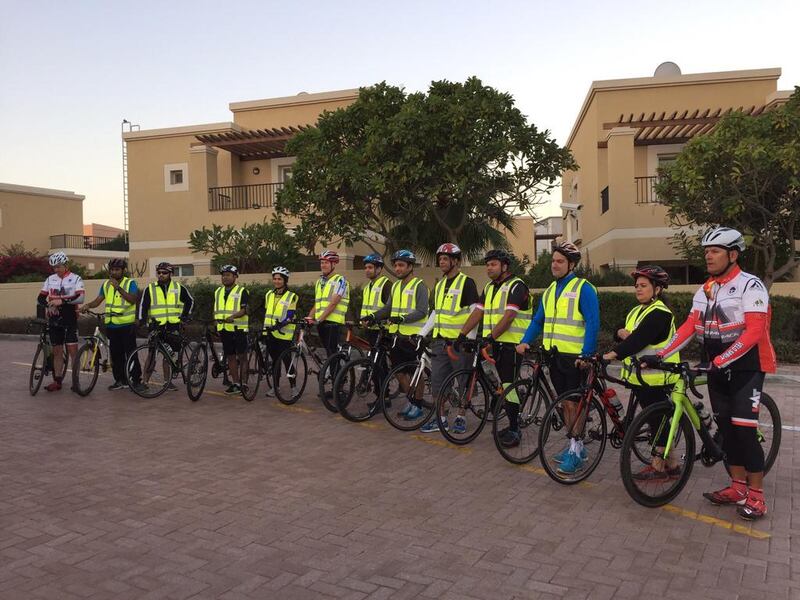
[{"x1": 1, "y1": 340, "x2": 798, "y2": 600}]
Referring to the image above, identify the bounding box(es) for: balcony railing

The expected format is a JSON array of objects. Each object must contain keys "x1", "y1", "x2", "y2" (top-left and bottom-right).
[
  {"x1": 208, "y1": 182, "x2": 284, "y2": 211},
  {"x1": 50, "y1": 234, "x2": 129, "y2": 251},
  {"x1": 635, "y1": 176, "x2": 661, "y2": 204}
]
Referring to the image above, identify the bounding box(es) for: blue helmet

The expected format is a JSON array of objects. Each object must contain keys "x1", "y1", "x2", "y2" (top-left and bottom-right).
[
  {"x1": 364, "y1": 253, "x2": 384, "y2": 266},
  {"x1": 391, "y1": 249, "x2": 416, "y2": 265}
]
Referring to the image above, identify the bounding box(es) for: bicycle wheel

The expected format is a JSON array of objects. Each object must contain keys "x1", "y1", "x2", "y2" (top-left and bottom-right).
[
  {"x1": 381, "y1": 361, "x2": 434, "y2": 431},
  {"x1": 129, "y1": 344, "x2": 173, "y2": 398},
  {"x1": 240, "y1": 346, "x2": 262, "y2": 402},
  {"x1": 72, "y1": 341, "x2": 101, "y2": 397},
  {"x1": 178, "y1": 341, "x2": 197, "y2": 384},
  {"x1": 319, "y1": 352, "x2": 348, "y2": 413},
  {"x1": 185, "y1": 343, "x2": 208, "y2": 402},
  {"x1": 493, "y1": 377, "x2": 551, "y2": 464},
  {"x1": 275, "y1": 347, "x2": 307, "y2": 405},
  {"x1": 538, "y1": 392, "x2": 607, "y2": 485},
  {"x1": 334, "y1": 357, "x2": 381, "y2": 422},
  {"x1": 29, "y1": 344, "x2": 46, "y2": 396},
  {"x1": 723, "y1": 391, "x2": 781, "y2": 476},
  {"x1": 435, "y1": 369, "x2": 490, "y2": 445},
  {"x1": 620, "y1": 401, "x2": 695, "y2": 507}
]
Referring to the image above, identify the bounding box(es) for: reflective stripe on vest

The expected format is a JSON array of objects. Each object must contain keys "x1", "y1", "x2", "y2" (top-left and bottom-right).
[
  {"x1": 541, "y1": 277, "x2": 591, "y2": 354},
  {"x1": 214, "y1": 284, "x2": 248, "y2": 332},
  {"x1": 433, "y1": 272, "x2": 471, "y2": 339},
  {"x1": 148, "y1": 281, "x2": 183, "y2": 325},
  {"x1": 264, "y1": 289, "x2": 298, "y2": 341},
  {"x1": 620, "y1": 300, "x2": 680, "y2": 386},
  {"x1": 481, "y1": 276, "x2": 532, "y2": 344},
  {"x1": 389, "y1": 277, "x2": 426, "y2": 335},
  {"x1": 314, "y1": 274, "x2": 350, "y2": 324},
  {"x1": 359, "y1": 275, "x2": 389, "y2": 326},
  {"x1": 103, "y1": 277, "x2": 136, "y2": 325}
]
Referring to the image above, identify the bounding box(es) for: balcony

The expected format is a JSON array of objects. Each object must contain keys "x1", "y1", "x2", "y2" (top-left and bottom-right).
[
  {"x1": 635, "y1": 176, "x2": 661, "y2": 204},
  {"x1": 50, "y1": 234, "x2": 129, "y2": 251},
  {"x1": 208, "y1": 182, "x2": 284, "y2": 212}
]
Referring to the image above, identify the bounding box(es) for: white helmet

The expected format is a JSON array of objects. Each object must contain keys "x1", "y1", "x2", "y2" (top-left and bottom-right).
[
  {"x1": 49, "y1": 252, "x2": 68, "y2": 267},
  {"x1": 701, "y1": 227, "x2": 746, "y2": 252},
  {"x1": 272, "y1": 266, "x2": 290, "y2": 279}
]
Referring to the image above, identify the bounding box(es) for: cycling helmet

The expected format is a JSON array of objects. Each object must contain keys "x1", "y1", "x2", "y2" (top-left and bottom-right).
[
  {"x1": 631, "y1": 265, "x2": 670, "y2": 289},
  {"x1": 107, "y1": 258, "x2": 127, "y2": 270},
  {"x1": 363, "y1": 253, "x2": 384, "y2": 267},
  {"x1": 272, "y1": 266, "x2": 290, "y2": 279},
  {"x1": 700, "y1": 227, "x2": 746, "y2": 252},
  {"x1": 552, "y1": 241, "x2": 581, "y2": 263},
  {"x1": 391, "y1": 249, "x2": 417, "y2": 265},
  {"x1": 155, "y1": 262, "x2": 174, "y2": 274},
  {"x1": 436, "y1": 243, "x2": 462, "y2": 259},
  {"x1": 48, "y1": 252, "x2": 68, "y2": 267},
  {"x1": 483, "y1": 249, "x2": 511, "y2": 266},
  {"x1": 219, "y1": 264, "x2": 238, "y2": 275},
  {"x1": 319, "y1": 250, "x2": 340, "y2": 264}
]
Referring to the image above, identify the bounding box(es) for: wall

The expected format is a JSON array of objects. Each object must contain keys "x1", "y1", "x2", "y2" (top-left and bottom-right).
[
  {"x1": 0, "y1": 185, "x2": 84, "y2": 254},
  {"x1": 83, "y1": 223, "x2": 125, "y2": 238}
]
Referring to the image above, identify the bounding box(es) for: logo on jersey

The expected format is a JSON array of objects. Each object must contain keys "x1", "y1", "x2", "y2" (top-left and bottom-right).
[
  {"x1": 750, "y1": 389, "x2": 761, "y2": 412},
  {"x1": 754, "y1": 299, "x2": 764, "y2": 307},
  {"x1": 728, "y1": 287, "x2": 736, "y2": 294}
]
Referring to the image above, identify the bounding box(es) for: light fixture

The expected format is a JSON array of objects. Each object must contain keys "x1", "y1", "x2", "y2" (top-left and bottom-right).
[{"x1": 252, "y1": 167, "x2": 260, "y2": 175}]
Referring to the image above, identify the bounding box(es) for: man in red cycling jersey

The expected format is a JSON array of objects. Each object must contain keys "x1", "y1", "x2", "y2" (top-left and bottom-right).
[{"x1": 655, "y1": 226, "x2": 776, "y2": 520}]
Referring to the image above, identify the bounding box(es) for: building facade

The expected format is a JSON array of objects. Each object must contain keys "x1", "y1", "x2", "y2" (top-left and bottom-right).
[{"x1": 561, "y1": 64, "x2": 791, "y2": 282}]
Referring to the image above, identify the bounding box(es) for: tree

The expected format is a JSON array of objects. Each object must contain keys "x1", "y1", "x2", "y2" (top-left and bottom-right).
[
  {"x1": 278, "y1": 78, "x2": 575, "y2": 264},
  {"x1": 188, "y1": 215, "x2": 304, "y2": 273},
  {"x1": 656, "y1": 88, "x2": 800, "y2": 288}
]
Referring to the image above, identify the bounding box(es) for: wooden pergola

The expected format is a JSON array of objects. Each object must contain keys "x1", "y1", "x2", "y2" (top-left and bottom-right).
[
  {"x1": 597, "y1": 105, "x2": 769, "y2": 148},
  {"x1": 196, "y1": 126, "x2": 309, "y2": 160}
]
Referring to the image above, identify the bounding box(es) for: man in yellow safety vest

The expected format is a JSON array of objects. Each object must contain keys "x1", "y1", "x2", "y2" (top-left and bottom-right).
[{"x1": 213, "y1": 265, "x2": 249, "y2": 395}]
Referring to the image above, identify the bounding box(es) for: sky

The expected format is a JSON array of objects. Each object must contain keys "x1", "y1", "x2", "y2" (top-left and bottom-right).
[{"x1": 1, "y1": 0, "x2": 798, "y2": 229}]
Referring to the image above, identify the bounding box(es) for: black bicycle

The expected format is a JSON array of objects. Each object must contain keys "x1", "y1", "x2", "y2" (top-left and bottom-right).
[
  {"x1": 28, "y1": 318, "x2": 68, "y2": 396},
  {"x1": 127, "y1": 320, "x2": 194, "y2": 398}
]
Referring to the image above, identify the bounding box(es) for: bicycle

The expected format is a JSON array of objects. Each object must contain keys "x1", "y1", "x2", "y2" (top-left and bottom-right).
[
  {"x1": 620, "y1": 360, "x2": 781, "y2": 507},
  {"x1": 380, "y1": 336, "x2": 435, "y2": 431},
  {"x1": 333, "y1": 321, "x2": 395, "y2": 422},
  {"x1": 185, "y1": 321, "x2": 262, "y2": 402},
  {"x1": 72, "y1": 310, "x2": 139, "y2": 396},
  {"x1": 28, "y1": 318, "x2": 68, "y2": 396},
  {"x1": 127, "y1": 320, "x2": 194, "y2": 399},
  {"x1": 491, "y1": 347, "x2": 558, "y2": 464},
  {"x1": 537, "y1": 355, "x2": 651, "y2": 485}
]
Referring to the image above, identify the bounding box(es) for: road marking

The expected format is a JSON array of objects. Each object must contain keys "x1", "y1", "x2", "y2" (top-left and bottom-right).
[
  {"x1": 273, "y1": 401, "x2": 315, "y2": 414},
  {"x1": 334, "y1": 414, "x2": 386, "y2": 430},
  {"x1": 661, "y1": 504, "x2": 771, "y2": 539},
  {"x1": 516, "y1": 463, "x2": 595, "y2": 488},
  {"x1": 410, "y1": 433, "x2": 472, "y2": 454}
]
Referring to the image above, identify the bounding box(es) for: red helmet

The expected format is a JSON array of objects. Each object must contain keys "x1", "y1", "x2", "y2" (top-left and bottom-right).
[
  {"x1": 631, "y1": 265, "x2": 670, "y2": 289},
  {"x1": 436, "y1": 243, "x2": 462, "y2": 259},
  {"x1": 319, "y1": 250, "x2": 340, "y2": 264}
]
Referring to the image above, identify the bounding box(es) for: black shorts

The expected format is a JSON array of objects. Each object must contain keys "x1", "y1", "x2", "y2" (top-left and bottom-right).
[
  {"x1": 491, "y1": 342, "x2": 521, "y2": 384},
  {"x1": 49, "y1": 320, "x2": 78, "y2": 346},
  {"x1": 220, "y1": 330, "x2": 248, "y2": 357},
  {"x1": 708, "y1": 370, "x2": 765, "y2": 429},
  {"x1": 390, "y1": 338, "x2": 417, "y2": 366}
]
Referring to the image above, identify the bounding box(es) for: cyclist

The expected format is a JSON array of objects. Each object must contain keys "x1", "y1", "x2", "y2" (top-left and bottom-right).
[
  {"x1": 263, "y1": 266, "x2": 298, "y2": 396},
  {"x1": 213, "y1": 265, "x2": 249, "y2": 395},
  {"x1": 420, "y1": 243, "x2": 479, "y2": 434},
  {"x1": 601, "y1": 265, "x2": 680, "y2": 479},
  {"x1": 37, "y1": 252, "x2": 85, "y2": 392},
  {"x1": 516, "y1": 242, "x2": 600, "y2": 474},
  {"x1": 359, "y1": 253, "x2": 392, "y2": 391},
  {"x1": 307, "y1": 249, "x2": 350, "y2": 361},
  {"x1": 457, "y1": 249, "x2": 532, "y2": 443},
  {"x1": 138, "y1": 262, "x2": 195, "y2": 391},
  {"x1": 653, "y1": 226, "x2": 776, "y2": 520},
  {"x1": 362, "y1": 249, "x2": 429, "y2": 420},
  {"x1": 79, "y1": 258, "x2": 142, "y2": 391}
]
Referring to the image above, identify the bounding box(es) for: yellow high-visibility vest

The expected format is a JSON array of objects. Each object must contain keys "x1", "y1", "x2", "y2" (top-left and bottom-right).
[
  {"x1": 214, "y1": 284, "x2": 248, "y2": 332},
  {"x1": 103, "y1": 277, "x2": 137, "y2": 326},
  {"x1": 148, "y1": 281, "x2": 183, "y2": 325},
  {"x1": 314, "y1": 274, "x2": 349, "y2": 324},
  {"x1": 620, "y1": 300, "x2": 680, "y2": 386},
  {"x1": 264, "y1": 289, "x2": 298, "y2": 341},
  {"x1": 360, "y1": 275, "x2": 389, "y2": 328},
  {"x1": 433, "y1": 272, "x2": 471, "y2": 339},
  {"x1": 481, "y1": 276, "x2": 532, "y2": 343},
  {"x1": 389, "y1": 277, "x2": 426, "y2": 335}
]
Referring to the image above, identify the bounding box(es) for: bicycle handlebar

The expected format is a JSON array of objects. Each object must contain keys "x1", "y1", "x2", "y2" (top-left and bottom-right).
[{"x1": 632, "y1": 357, "x2": 707, "y2": 399}]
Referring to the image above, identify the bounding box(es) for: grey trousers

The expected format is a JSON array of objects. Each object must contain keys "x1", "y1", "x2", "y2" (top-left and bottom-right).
[{"x1": 430, "y1": 338, "x2": 471, "y2": 397}]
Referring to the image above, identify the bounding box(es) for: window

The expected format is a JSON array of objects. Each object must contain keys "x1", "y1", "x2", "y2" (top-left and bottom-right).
[
  {"x1": 600, "y1": 186, "x2": 609, "y2": 214},
  {"x1": 279, "y1": 165, "x2": 293, "y2": 182},
  {"x1": 657, "y1": 153, "x2": 678, "y2": 172},
  {"x1": 170, "y1": 170, "x2": 183, "y2": 185},
  {"x1": 173, "y1": 264, "x2": 194, "y2": 277},
  {"x1": 163, "y1": 163, "x2": 188, "y2": 192}
]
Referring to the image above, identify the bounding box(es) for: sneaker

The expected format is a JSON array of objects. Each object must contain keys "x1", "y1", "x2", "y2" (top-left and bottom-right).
[
  {"x1": 225, "y1": 384, "x2": 240, "y2": 395},
  {"x1": 737, "y1": 494, "x2": 767, "y2": 520},
  {"x1": 554, "y1": 445, "x2": 587, "y2": 463},
  {"x1": 108, "y1": 381, "x2": 127, "y2": 391},
  {"x1": 44, "y1": 381, "x2": 62, "y2": 392},
  {"x1": 499, "y1": 429, "x2": 521, "y2": 448},
  {"x1": 396, "y1": 404, "x2": 412, "y2": 418},
  {"x1": 421, "y1": 419, "x2": 446, "y2": 433},
  {"x1": 166, "y1": 382, "x2": 178, "y2": 392},
  {"x1": 264, "y1": 387, "x2": 274, "y2": 398},
  {"x1": 131, "y1": 383, "x2": 148, "y2": 394},
  {"x1": 702, "y1": 485, "x2": 747, "y2": 506},
  {"x1": 632, "y1": 465, "x2": 671, "y2": 481},
  {"x1": 557, "y1": 451, "x2": 585, "y2": 475},
  {"x1": 451, "y1": 416, "x2": 466, "y2": 435},
  {"x1": 403, "y1": 405, "x2": 423, "y2": 421}
]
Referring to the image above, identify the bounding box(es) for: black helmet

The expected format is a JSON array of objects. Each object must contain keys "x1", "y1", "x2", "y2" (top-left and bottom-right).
[
  {"x1": 631, "y1": 265, "x2": 670, "y2": 289},
  {"x1": 108, "y1": 258, "x2": 127, "y2": 270},
  {"x1": 483, "y1": 249, "x2": 511, "y2": 266},
  {"x1": 155, "y1": 262, "x2": 174, "y2": 274}
]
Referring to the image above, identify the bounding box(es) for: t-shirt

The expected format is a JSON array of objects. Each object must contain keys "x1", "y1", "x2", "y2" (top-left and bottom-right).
[{"x1": 38, "y1": 272, "x2": 85, "y2": 321}]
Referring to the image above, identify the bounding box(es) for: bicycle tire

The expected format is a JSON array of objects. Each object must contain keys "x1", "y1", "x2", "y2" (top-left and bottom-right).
[
  {"x1": 538, "y1": 392, "x2": 607, "y2": 485},
  {"x1": 435, "y1": 369, "x2": 491, "y2": 445},
  {"x1": 128, "y1": 344, "x2": 173, "y2": 399},
  {"x1": 319, "y1": 351, "x2": 348, "y2": 413},
  {"x1": 620, "y1": 400, "x2": 696, "y2": 508},
  {"x1": 381, "y1": 360, "x2": 434, "y2": 431},
  {"x1": 240, "y1": 346, "x2": 262, "y2": 402},
  {"x1": 72, "y1": 341, "x2": 101, "y2": 397},
  {"x1": 275, "y1": 347, "x2": 307, "y2": 405},
  {"x1": 723, "y1": 391, "x2": 781, "y2": 477},
  {"x1": 334, "y1": 357, "x2": 381, "y2": 422},
  {"x1": 29, "y1": 343, "x2": 46, "y2": 396},
  {"x1": 493, "y1": 376, "x2": 551, "y2": 464},
  {"x1": 186, "y1": 343, "x2": 208, "y2": 402}
]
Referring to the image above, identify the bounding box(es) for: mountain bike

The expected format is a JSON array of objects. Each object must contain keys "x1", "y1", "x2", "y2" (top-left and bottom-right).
[
  {"x1": 380, "y1": 336, "x2": 435, "y2": 431},
  {"x1": 28, "y1": 318, "x2": 68, "y2": 396},
  {"x1": 620, "y1": 360, "x2": 781, "y2": 507}
]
